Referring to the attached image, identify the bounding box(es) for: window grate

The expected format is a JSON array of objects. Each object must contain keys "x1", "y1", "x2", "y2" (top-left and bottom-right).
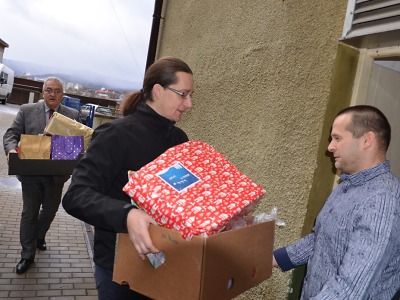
[{"x1": 343, "y1": 0, "x2": 400, "y2": 39}]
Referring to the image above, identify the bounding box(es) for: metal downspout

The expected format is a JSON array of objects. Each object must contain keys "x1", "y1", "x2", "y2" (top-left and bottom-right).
[{"x1": 145, "y1": 0, "x2": 164, "y2": 71}]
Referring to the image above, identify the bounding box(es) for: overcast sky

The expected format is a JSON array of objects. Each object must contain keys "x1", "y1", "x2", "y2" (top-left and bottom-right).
[{"x1": 1, "y1": 0, "x2": 154, "y2": 84}]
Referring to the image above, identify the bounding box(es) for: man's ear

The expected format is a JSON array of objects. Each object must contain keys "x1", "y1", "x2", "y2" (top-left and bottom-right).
[{"x1": 363, "y1": 131, "x2": 376, "y2": 149}]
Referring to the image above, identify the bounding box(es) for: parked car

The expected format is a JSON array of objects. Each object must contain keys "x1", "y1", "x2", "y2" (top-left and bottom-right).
[
  {"x1": 80, "y1": 103, "x2": 115, "y2": 126},
  {"x1": 0, "y1": 63, "x2": 14, "y2": 105},
  {"x1": 80, "y1": 103, "x2": 97, "y2": 125},
  {"x1": 95, "y1": 106, "x2": 113, "y2": 116}
]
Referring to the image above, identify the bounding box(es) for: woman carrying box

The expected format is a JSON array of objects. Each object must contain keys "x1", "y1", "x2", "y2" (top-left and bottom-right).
[{"x1": 62, "y1": 57, "x2": 194, "y2": 300}]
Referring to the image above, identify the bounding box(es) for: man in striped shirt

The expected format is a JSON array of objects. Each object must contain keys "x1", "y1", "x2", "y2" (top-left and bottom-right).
[{"x1": 273, "y1": 105, "x2": 400, "y2": 299}]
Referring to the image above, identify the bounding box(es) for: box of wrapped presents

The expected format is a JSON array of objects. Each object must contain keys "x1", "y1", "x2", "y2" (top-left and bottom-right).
[
  {"x1": 44, "y1": 112, "x2": 93, "y2": 150},
  {"x1": 113, "y1": 220, "x2": 274, "y2": 300},
  {"x1": 123, "y1": 140, "x2": 266, "y2": 240},
  {"x1": 8, "y1": 152, "x2": 82, "y2": 176}
]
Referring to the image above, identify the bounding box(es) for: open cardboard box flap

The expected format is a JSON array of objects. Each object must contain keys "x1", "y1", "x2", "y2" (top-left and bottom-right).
[{"x1": 113, "y1": 220, "x2": 274, "y2": 300}]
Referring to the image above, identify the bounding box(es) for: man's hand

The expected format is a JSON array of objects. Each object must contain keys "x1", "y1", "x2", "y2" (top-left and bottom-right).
[
  {"x1": 273, "y1": 255, "x2": 280, "y2": 269},
  {"x1": 7, "y1": 149, "x2": 18, "y2": 164},
  {"x1": 126, "y1": 209, "x2": 159, "y2": 260}
]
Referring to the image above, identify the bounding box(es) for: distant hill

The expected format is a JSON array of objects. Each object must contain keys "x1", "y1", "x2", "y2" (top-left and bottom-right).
[{"x1": 3, "y1": 58, "x2": 142, "y2": 92}]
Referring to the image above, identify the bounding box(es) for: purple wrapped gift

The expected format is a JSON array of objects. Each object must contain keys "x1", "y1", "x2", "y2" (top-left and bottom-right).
[{"x1": 51, "y1": 135, "x2": 84, "y2": 160}]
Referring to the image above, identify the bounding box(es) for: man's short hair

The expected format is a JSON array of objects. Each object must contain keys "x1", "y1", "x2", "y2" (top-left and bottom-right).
[
  {"x1": 336, "y1": 105, "x2": 391, "y2": 152},
  {"x1": 43, "y1": 77, "x2": 64, "y2": 91}
]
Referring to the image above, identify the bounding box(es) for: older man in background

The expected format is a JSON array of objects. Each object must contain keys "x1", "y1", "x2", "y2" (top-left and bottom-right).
[{"x1": 3, "y1": 77, "x2": 80, "y2": 274}]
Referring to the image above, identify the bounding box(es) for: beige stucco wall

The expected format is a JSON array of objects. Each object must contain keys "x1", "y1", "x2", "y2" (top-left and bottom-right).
[{"x1": 155, "y1": 1, "x2": 354, "y2": 299}]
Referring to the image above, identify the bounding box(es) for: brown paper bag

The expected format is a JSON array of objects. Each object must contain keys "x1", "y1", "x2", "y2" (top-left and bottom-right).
[
  {"x1": 19, "y1": 134, "x2": 51, "y2": 159},
  {"x1": 44, "y1": 112, "x2": 94, "y2": 150}
]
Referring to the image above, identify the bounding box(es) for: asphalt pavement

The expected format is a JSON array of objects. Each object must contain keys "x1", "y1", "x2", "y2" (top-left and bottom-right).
[{"x1": 0, "y1": 103, "x2": 97, "y2": 299}]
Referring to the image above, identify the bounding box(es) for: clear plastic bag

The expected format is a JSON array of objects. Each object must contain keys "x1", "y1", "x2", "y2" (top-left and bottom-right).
[
  {"x1": 224, "y1": 206, "x2": 286, "y2": 231},
  {"x1": 251, "y1": 207, "x2": 286, "y2": 227}
]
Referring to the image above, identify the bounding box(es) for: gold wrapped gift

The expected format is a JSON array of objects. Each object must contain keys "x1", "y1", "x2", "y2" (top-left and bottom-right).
[{"x1": 44, "y1": 112, "x2": 94, "y2": 150}]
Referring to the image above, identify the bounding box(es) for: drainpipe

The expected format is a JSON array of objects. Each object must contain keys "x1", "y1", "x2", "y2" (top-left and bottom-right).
[{"x1": 145, "y1": 0, "x2": 164, "y2": 71}]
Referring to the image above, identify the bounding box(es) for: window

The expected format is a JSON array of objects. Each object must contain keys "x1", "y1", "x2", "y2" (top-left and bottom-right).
[{"x1": 0, "y1": 71, "x2": 9, "y2": 84}]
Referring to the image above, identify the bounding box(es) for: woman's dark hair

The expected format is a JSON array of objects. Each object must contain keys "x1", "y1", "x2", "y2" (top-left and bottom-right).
[
  {"x1": 336, "y1": 105, "x2": 391, "y2": 152},
  {"x1": 121, "y1": 56, "x2": 193, "y2": 116}
]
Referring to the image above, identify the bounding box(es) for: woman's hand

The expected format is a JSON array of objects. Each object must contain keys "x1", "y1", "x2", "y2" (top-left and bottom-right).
[{"x1": 126, "y1": 209, "x2": 159, "y2": 260}]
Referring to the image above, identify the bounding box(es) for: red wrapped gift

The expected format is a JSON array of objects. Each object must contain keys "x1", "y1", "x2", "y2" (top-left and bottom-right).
[{"x1": 123, "y1": 140, "x2": 265, "y2": 240}]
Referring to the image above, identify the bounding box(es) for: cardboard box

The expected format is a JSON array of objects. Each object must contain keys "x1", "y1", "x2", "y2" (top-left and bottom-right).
[
  {"x1": 8, "y1": 152, "x2": 82, "y2": 176},
  {"x1": 113, "y1": 220, "x2": 274, "y2": 300}
]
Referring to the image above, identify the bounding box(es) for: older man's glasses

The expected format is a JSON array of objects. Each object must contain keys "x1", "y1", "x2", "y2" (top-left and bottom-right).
[
  {"x1": 165, "y1": 86, "x2": 193, "y2": 99},
  {"x1": 43, "y1": 88, "x2": 62, "y2": 95}
]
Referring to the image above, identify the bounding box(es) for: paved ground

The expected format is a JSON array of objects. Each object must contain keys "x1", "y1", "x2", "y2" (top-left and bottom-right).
[{"x1": 0, "y1": 104, "x2": 98, "y2": 299}]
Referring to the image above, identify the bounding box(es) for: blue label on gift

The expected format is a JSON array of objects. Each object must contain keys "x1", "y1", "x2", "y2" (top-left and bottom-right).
[{"x1": 157, "y1": 162, "x2": 200, "y2": 192}]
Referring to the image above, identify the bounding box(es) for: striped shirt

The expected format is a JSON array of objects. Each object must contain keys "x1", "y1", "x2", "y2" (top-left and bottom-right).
[{"x1": 274, "y1": 161, "x2": 400, "y2": 299}]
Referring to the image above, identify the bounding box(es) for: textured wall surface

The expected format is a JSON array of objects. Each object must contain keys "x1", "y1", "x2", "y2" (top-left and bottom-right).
[{"x1": 156, "y1": 1, "x2": 350, "y2": 299}]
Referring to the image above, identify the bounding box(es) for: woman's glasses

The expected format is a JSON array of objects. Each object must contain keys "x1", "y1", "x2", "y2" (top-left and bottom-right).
[{"x1": 165, "y1": 86, "x2": 193, "y2": 99}]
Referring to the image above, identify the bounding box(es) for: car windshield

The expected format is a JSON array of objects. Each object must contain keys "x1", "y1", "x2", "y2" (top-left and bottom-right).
[
  {"x1": 82, "y1": 104, "x2": 95, "y2": 110},
  {"x1": 96, "y1": 107, "x2": 112, "y2": 115}
]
